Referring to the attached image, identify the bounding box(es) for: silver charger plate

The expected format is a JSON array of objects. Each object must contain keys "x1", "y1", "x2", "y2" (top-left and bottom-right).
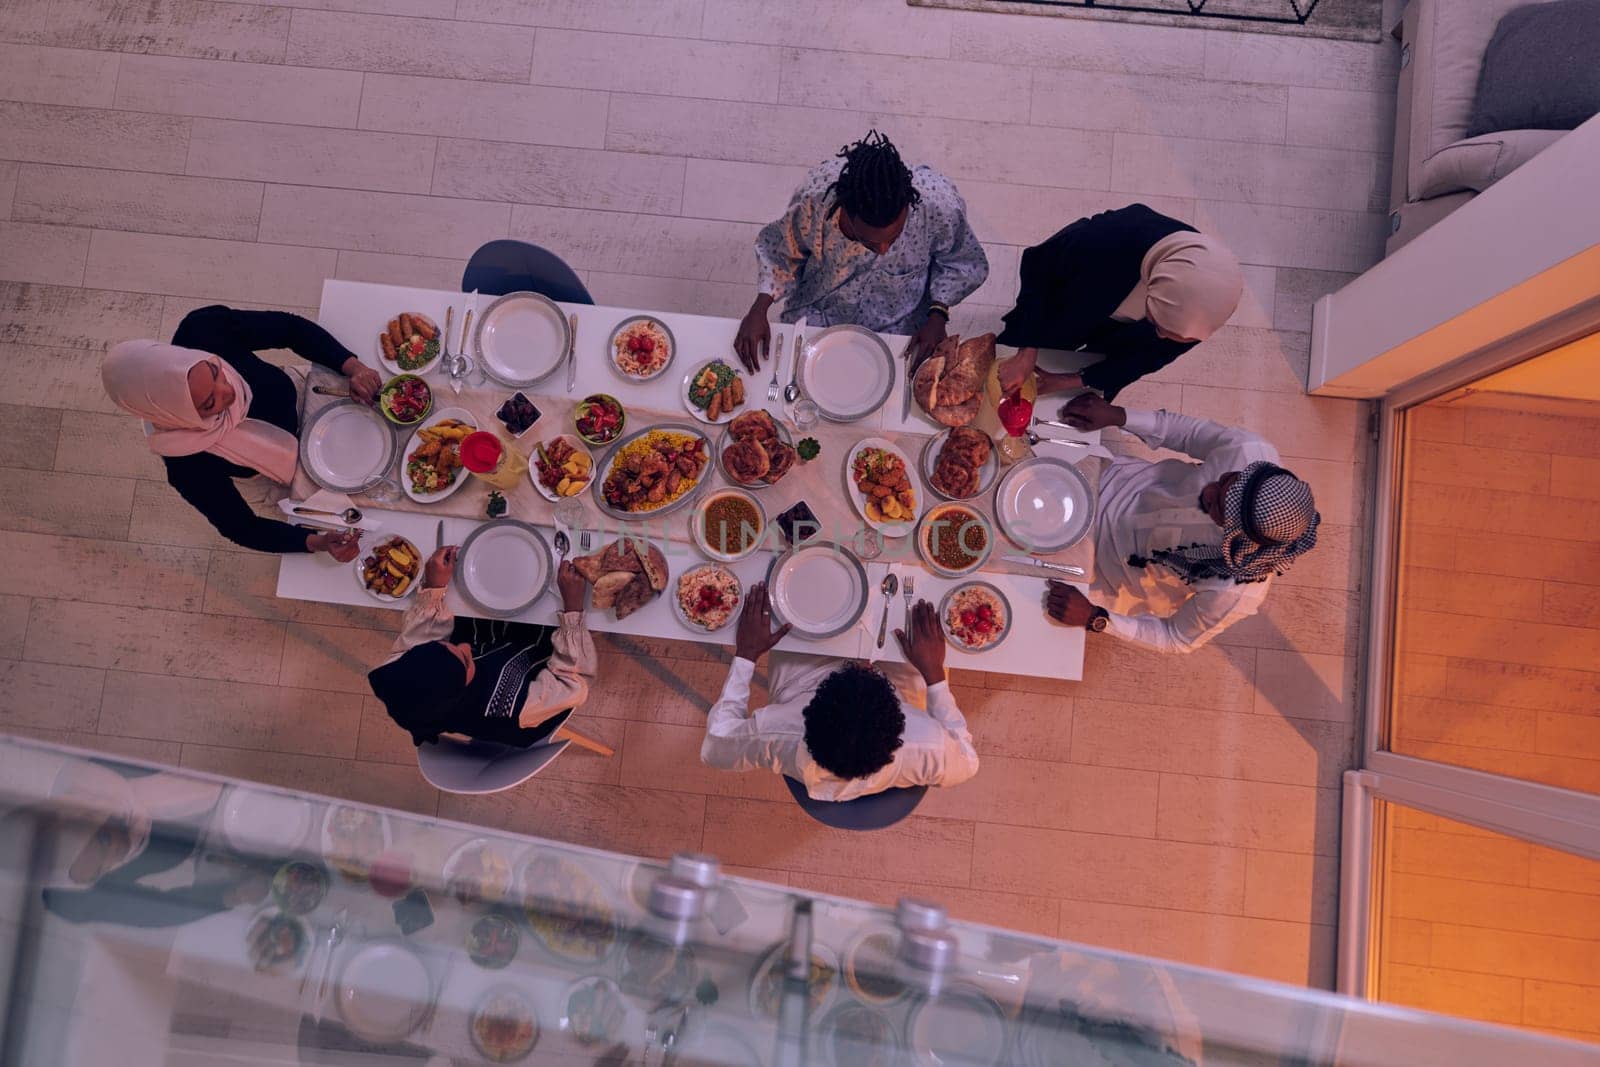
[
  {"x1": 474, "y1": 290, "x2": 571, "y2": 388},
  {"x1": 992, "y1": 455, "x2": 1094, "y2": 553},
  {"x1": 920, "y1": 427, "x2": 1000, "y2": 501},
  {"x1": 590, "y1": 422, "x2": 712, "y2": 522},
  {"x1": 300, "y1": 399, "x2": 397, "y2": 493},
  {"x1": 765, "y1": 540, "x2": 869, "y2": 639},
  {"x1": 456, "y1": 519, "x2": 552, "y2": 618},
  {"x1": 607, "y1": 314, "x2": 676, "y2": 382},
  {"x1": 799, "y1": 325, "x2": 895, "y2": 422}
]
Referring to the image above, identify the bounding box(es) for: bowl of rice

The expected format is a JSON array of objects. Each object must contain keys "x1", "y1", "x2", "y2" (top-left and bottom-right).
[
  {"x1": 939, "y1": 582, "x2": 1011, "y2": 652},
  {"x1": 609, "y1": 315, "x2": 675, "y2": 381},
  {"x1": 674, "y1": 564, "x2": 742, "y2": 632}
]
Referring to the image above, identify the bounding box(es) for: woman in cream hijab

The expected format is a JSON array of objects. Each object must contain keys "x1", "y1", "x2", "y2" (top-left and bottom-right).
[
  {"x1": 103, "y1": 305, "x2": 381, "y2": 558},
  {"x1": 996, "y1": 204, "x2": 1243, "y2": 402}
]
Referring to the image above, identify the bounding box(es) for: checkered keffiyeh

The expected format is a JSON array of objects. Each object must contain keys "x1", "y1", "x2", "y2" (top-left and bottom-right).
[{"x1": 1143, "y1": 462, "x2": 1320, "y2": 584}]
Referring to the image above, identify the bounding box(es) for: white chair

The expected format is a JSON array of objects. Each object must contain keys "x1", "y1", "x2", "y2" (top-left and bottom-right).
[{"x1": 413, "y1": 710, "x2": 616, "y2": 795}]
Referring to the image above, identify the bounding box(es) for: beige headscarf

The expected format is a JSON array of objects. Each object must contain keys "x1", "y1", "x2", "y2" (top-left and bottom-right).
[
  {"x1": 1113, "y1": 231, "x2": 1244, "y2": 342},
  {"x1": 102, "y1": 340, "x2": 299, "y2": 485}
]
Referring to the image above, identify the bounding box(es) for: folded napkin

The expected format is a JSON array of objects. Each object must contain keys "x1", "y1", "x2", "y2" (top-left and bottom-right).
[{"x1": 278, "y1": 490, "x2": 385, "y2": 532}]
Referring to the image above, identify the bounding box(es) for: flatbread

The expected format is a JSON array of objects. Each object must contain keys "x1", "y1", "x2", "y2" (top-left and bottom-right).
[
  {"x1": 634, "y1": 542, "x2": 668, "y2": 593},
  {"x1": 591, "y1": 571, "x2": 635, "y2": 609}
]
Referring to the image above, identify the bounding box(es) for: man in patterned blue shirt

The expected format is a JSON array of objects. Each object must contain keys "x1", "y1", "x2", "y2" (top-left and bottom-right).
[{"x1": 734, "y1": 131, "x2": 989, "y2": 372}]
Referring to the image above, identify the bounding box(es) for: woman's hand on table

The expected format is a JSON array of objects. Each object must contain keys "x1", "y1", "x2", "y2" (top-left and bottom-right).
[
  {"x1": 734, "y1": 581, "x2": 791, "y2": 662},
  {"x1": 341, "y1": 357, "x2": 383, "y2": 406},
  {"x1": 424, "y1": 545, "x2": 458, "y2": 589},
  {"x1": 308, "y1": 529, "x2": 360, "y2": 562},
  {"x1": 557, "y1": 560, "x2": 587, "y2": 612},
  {"x1": 894, "y1": 599, "x2": 946, "y2": 686},
  {"x1": 733, "y1": 295, "x2": 774, "y2": 373},
  {"x1": 996, "y1": 347, "x2": 1038, "y2": 395}
]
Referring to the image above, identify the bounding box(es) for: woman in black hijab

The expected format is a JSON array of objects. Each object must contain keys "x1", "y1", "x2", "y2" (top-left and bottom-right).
[{"x1": 368, "y1": 547, "x2": 595, "y2": 747}]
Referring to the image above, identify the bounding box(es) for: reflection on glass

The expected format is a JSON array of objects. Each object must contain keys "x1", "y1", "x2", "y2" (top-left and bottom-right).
[
  {"x1": 2, "y1": 736, "x2": 1595, "y2": 1066},
  {"x1": 1389, "y1": 333, "x2": 1600, "y2": 796}
]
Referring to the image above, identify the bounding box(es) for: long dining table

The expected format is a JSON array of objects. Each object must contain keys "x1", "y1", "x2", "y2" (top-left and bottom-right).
[{"x1": 276, "y1": 280, "x2": 1098, "y2": 680}]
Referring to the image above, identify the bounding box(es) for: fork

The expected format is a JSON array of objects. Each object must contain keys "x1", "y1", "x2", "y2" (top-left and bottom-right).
[
  {"x1": 580, "y1": 531, "x2": 592, "y2": 552},
  {"x1": 902, "y1": 574, "x2": 915, "y2": 635},
  {"x1": 767, "y1": 332, "x2": 784, "y2": 402}
]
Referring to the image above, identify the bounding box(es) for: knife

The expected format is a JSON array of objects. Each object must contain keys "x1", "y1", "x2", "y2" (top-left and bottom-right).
[
  {"x1": 435, "y1": 520, "x2": 445, "y2": 552},
  {"x1": 900, "y1": 337, "x2": 915, "y2": 421},
  {"x1": 1002, "y1": 554, "x2": 1086, "y2": 577},
  {"x1": 566, "y1": 312, "x2": 579, "y2": 393},
  {"x1": 1033, "y1": 418, "x2": 1091, "y2": 435}
]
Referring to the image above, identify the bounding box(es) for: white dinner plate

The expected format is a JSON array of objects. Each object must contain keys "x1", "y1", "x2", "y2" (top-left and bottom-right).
[
  {"x1": 217, "y1": 786, "x2": 312, "y2": 855},
  {"x1": 799, "y1": 325, "x2": 895, "y2": 422},
  {"x1": 336, "y1": 941, "x2": 432, "y2": 1044},
  {"x1": 992, "y1": 456, "x2": 1094, "y2": 553},
  {"x1": 300, "y1": 400, "x2": 396, "y2": 493},
  {"x1": 679, "y1": 358, "x2": 747, "y2": 426},
  {"x1": 400, "y1": 407, "x2": 476, "y2": 503},
  {"x1": 457, "y1": 520, "x2": 551, "y2": 618},
  {"x1": 376, "y1": 311, "x2": 442, "y2": 377},
  {"x1": 475, "y1": 291, "x2": 570, "y2": 388},
  {"x1": 766, "y1": 541, "x2": 868, "y2": 639},
  {"x1": 843, "y1": 437, "x2": 920, "y2": 537}
]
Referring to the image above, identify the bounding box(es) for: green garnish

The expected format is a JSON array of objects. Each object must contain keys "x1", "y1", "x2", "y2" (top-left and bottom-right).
[
  {"x1": 486, "y1": 490, "x2": 507, "y2": 518},
  {"x1": 797, "y1": 437, "x2": 820, "y2": 462}
]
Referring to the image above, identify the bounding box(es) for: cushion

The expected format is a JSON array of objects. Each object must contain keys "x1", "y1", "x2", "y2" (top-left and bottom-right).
[
  {"x1": 1416, "y1": 128, "x2": 1564, "y2": 198},
  {"x1": 1412, "y1": 0, "x2": 1533, "y2": 163},
  {"x1": 1467, "y1": 0, "x2": 1600, "y2": 137}
]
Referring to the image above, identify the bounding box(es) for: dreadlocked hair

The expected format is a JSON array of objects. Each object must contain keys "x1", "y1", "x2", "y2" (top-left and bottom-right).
[
  {"x1": 829, "y1": 130, "x2": 920, "y2": 228},
  {"x1": 802, "y1": 663, "x2": 906, "y2": 780}
]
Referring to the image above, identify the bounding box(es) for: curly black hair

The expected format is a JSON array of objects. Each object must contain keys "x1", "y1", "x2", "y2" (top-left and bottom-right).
[
  {"x1": 828, "y1": 130, "x2": 921, "y2": 229},
  {"x1": 801, "y1": 663, "x2": 906, "y2": 780}
]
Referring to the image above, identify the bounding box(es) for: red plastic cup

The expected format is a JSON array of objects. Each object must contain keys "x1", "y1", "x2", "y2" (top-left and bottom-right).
[
  {"x1": 460, "y1": 431, "x2": 504, "y2": 474},
  {"x1": 367, "y1": 851, "x2": 413, "y2": 899},
  {"x1": 997, "y1": 391, "x2": 1034, "y2": 437}
]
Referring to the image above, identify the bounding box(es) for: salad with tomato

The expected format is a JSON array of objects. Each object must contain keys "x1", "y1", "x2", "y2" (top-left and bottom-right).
[
  {"x1": 574, "y1": 394, "x2": 625, "y2": 445},
  {"x1": 380, "y1": 375, "x2": 432, "y2": 426}
]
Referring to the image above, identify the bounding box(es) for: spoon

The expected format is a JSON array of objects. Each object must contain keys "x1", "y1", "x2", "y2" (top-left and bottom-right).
[
  {"x1": 783, "y1": 332, "x2": 803, "y2": 404},
  {"x1": 1024, "y1": 430, "x2": 1088, "y2": 450},
  {"x1": 293, "y1": 505, "x2": 363, "y2": 524},
  {"x1": 876, "y1": 572, "x2": 899, "y2": 649},
  {"x1": 553, "y1": 529, "x2": 570, "y2": 560}
]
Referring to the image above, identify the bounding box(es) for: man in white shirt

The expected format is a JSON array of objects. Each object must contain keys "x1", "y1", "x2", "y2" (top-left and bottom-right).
[
  {"x1": 1044, "y1": 393, "x2": 1320, "y2": 654},
  {"x1": 701, "y1": 585, "x2": 979, "y2": 800}
]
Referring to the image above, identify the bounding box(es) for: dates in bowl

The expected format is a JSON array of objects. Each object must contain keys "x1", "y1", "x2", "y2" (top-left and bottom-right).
[{"x1": 497, "y1": 392, "x2": 541, "y2": 436}]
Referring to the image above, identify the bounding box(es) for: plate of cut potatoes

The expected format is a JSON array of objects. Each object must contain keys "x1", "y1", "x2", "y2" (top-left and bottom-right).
[
  {"x1": 402, "y1": 409, "x2": 475, "y2": 503},
  {"x1": 356, "y1": 534, "x2": 422, "y2": 601},
  {"x1": 530, "y1": 434, "x2": 594, "y2": 501},
  {"x1": 377, "y1": 312, "x2": 442, "y2": 376},
  {"x1": 680, "y1": 359, "x2": 747, "y2": 425}
]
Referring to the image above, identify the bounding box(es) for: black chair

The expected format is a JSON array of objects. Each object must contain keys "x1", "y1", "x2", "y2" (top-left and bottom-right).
[
  {"x1": 462, "y1": 239, "x2": 593, "y2": 304},
  {"x1": 783, "y1": 776, "x2": 928, "y2": 831}
]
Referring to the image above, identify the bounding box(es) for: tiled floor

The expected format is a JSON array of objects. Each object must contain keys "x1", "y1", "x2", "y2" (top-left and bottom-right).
[{"x1": 0, "y1": 0, "x2": 1392, "y2": 988}]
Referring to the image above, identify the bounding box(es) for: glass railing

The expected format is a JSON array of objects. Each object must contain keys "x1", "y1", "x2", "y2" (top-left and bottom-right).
[{"x1": 1, "y1": 734, "x2": 1592, "y2": 1066}]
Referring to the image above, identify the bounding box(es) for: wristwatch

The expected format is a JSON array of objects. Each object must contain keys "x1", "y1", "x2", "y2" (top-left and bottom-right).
[{"x1": 1087, "y1": 607, "x2": 1110, "y2": 633}]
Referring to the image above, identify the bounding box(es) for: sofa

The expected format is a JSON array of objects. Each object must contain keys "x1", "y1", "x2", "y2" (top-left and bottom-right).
[{"x1": 1385, "y1": 0, "x2": 1570, "y2": 255}]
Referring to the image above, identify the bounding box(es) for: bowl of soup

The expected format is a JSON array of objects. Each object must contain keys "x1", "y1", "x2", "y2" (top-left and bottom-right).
[
  {"x1": 691, "y1": 489, "x2": 767, "y2": 562},
  {"x1": 916, "y1": 503, "x2": 993, "y2": 577}
]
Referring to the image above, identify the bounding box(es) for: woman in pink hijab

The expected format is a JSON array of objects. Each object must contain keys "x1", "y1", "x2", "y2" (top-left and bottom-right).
[
  {"x1": 995, "y1": 204, "x2": 1244, "y2": 402},
  {"x1": 103, "y1": 305, "x2": 381, "y2": 558}
]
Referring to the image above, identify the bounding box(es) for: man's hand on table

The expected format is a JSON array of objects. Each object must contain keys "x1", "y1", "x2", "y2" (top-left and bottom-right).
[
  {"x1": 1059, "y1": 392, "x2": 1125, "y2": 431},
  {"x1": 424, "y1": 545, "x2": 458, "y2": 589},
  {"x1": 1046, "y1": 581, "x2": 1096, "y2": 627},
  {"x1": 341, "y1": 357, "x2": 383, "y2": 406},
  {"x1": 733, "y1": 295, "x2": 774, "y2": 374},
  {"x1": 895, "y1": 599, "x2": 946, "y2": 686},
  {"x1": 734, "y1": 581, "x2": 791, "y2": 662},
  {"x1": 557, "y1": 560, "x2": 587, "y2": 612},
  {"x1": 307, "y1": 529, "x2": 360, "y2": 562},
  {"x1": 905, "y1": 312, "x2": 947, "y2": 369}
]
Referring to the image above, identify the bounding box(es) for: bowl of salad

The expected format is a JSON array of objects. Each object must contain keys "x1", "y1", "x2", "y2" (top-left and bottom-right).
[
  {"x1": 574, "y1": 393, "x2": 625, "y2": 446},
  {"x1": 379, "y1": 374, "x2": 433, "y2": 427}
]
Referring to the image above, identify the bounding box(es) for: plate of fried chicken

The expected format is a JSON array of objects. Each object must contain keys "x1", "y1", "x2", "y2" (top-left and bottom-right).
[
  {"x1": 717, "y1": 410, "x2": 798, "y2": 489},
  {"x1": 593, "y1": 424, "x2": 711, "y2": 519},
  {"x1": 921, "y1": 425, "x2": 997, "y2": 501}
]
